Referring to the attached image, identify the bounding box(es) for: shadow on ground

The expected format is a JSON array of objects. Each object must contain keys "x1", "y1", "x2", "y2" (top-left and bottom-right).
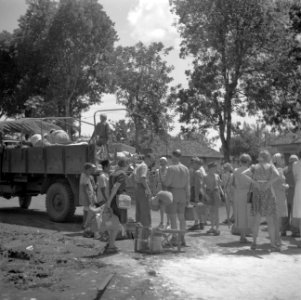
[{"x1": 0, "y1": 207, "x2": 82, "y2": 232}]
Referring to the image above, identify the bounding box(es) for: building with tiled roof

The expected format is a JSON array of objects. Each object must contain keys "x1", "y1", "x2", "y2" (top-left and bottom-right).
[{"x1": 269, "y1": 131, "x2": 301, "y2": 161}]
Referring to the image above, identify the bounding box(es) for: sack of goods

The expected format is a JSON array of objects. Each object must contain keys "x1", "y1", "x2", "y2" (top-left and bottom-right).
[
  {"x1": 117, "y1": 194, "x2": 131, "y2": 209},
  {"x1": 150, "y1": 196, "x2": 160, "y2": 211},
  {"x1": 156, "y1": 190, "x2": 173, "y2": 206}
]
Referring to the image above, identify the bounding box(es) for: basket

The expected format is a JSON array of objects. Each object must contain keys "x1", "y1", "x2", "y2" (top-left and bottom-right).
[
  {"x1": 117, "y1": 194, "x2": 131, "y2": 209},
  {"x1": 150, "y1": 196, "x2": 160, "y2": 211}
]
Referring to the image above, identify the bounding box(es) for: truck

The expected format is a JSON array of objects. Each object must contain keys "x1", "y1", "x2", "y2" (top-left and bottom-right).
[{"x1": 0, "y1": 118, "x2": 135, "y2": 222}]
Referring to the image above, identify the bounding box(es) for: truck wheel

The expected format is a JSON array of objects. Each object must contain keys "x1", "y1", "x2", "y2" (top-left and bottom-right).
[
  {"x1": 19, "y1": 196, "x2": 32, "y2": 209},
  {"x1": 46, "y1": 182, "x2": 75, "y2": 222}
]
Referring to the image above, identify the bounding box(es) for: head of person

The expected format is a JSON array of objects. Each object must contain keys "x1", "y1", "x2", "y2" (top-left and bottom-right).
[
  {"x1": 101, "y1": 159, "x2": 110, "y2": 173},
  {"x1": 144, "y1": 153, "x2": 155, "y2": 168},
  {"x1": 83, "y1": 162, "x2": 96, "y2": 175},
  {"x1": 159, "y1": 157, "x2": 168, "y2": 168},
  {"x1": 239, "y1": 153, "x2": 252, "y2": 167},
  {"x1": 272, "y1": 153, "x2": 284, "y2": 168},
  {"x1": 191, "y1": 157, "x2": 201, "y2": 170},
  {"x1": 258, "y1": 150, "x2": 271, "y2": 164},
  {"x1": 223, "y1": 162, "x2": 233, "y2": 173},
  {"x1": 100, "y1": 114, "x2": 107, "y2": 123},
  {"x1": 171, "y1": 149, "x2": 182, "y2": 163},
  {"x1": 289, "y1": 154, "x2": 298, "y2": 165},
  {"x1": 117, "y1": 157, "x2": 129, "y2": 170},
  {"x1": 207, "y1": 161, "x2": 217, "y2": 173}
]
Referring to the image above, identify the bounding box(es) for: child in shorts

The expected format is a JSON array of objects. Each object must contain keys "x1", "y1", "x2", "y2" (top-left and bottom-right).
[{"x1": 203, "y1": 162, "x2": 222, "y2": 236}]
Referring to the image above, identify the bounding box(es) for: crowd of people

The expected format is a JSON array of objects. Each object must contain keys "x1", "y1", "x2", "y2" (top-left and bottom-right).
[{"x1": 79, "y1": 148, "x2": 301, "y2": 254}]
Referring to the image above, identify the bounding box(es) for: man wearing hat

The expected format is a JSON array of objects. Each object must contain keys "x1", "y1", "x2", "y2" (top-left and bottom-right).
[
  {"x1": 163, "y1": 149, "x2": 190, "y2": 245},
  {"x1": 283, "y1": 154, "x2": 300, "y2": 237}
]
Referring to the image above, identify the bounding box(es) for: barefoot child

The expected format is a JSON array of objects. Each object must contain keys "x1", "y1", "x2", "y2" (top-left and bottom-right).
[{"x1": 203, "y1": 162, "x2": 222, "y2": 236}]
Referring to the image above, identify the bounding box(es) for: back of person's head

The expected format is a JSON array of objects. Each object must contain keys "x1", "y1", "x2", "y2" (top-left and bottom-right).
[
  {"x1": 289, "y1": 154, "x2": 298, "y2": 164},
  {"x1": 207, "y1": 161, "x2": 217, "y2": 170},
  {"x1": 83, "y1": 162, "x2": 96, "y2": 171},
  {"x1": 223, "y1": 162, "x2": 233, "y2": 172},
  {"x1": 172, "y1": 149, "x2": 182, "y2": 158},
  {"x1": 239, "y1": 153, "x2": 252, "y2": 166},
  {"x1": 258, "y1": 150, "x2": 271, "y2": 163},
  {"x1": 117, "y1": 157, "x2": 128, "y2": 168},
  {"x1": 100, "y1": 114, "x2": 107, "y2": 121}
]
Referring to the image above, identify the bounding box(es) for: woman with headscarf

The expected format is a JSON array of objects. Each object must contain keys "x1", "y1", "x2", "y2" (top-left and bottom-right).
[
  {"x1": 272, "y1": 153, "x2": 288, "y2": 247},
  {"x1": 232, "y1": 154, "x2": 253, "y2": 243},
  {"x1": 242, "y1": 150, "x2": 280, "y2": 251}
]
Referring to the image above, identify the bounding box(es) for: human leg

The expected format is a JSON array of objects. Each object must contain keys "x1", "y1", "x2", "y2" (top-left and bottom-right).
[
  {"x1": 251, "y1": 214, "x2": 261, "y2": 249},
  {"x1": 266, "y1": 215, "x2": 276, "y2": 247},
  {"x1": 177, "y1": 201, "x2": 187, "y2": 244}
]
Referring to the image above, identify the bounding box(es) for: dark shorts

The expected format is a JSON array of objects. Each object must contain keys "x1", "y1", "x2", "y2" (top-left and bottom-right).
[
  {"x1": 190, "y1": 187, "x2": 203, "y2": 203},
  {"x1": 205, "y1": 189, "x2": 221, "y2": 207}
]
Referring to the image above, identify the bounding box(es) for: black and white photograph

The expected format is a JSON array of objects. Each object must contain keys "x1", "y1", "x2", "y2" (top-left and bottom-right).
[{"x1": 0, "y1": 0, "x2": 301, "y2": 299}]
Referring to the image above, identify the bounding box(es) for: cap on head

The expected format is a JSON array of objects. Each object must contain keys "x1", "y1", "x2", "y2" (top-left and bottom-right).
[
  {"x1": 84, "y1": 162, "x2": 96, "y2": 171},
  {"x1": 207, "y1": 162, "x2": 217, "y2": 169},
  {"x1": 289, "y1": 154, "x2": 298, "y2": 163},
  {"x1": 239, "y1": 153, "x2": 252, "y2": 165},
  {"x1": 172, "y1": 149, "x2": 182, "y2": 158}
]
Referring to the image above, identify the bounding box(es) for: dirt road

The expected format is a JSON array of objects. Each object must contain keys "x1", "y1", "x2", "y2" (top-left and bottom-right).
[{"x1": 0, "y1": 196, "x2": 301, "y2": 300}]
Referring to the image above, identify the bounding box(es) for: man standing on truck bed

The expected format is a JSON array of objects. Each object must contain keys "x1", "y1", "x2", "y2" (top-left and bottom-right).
[{"x1": 90, "y1": 114, "x2": 110, "y2": 159}]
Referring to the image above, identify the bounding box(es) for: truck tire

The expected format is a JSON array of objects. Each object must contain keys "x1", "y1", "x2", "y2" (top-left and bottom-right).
[
  {"x1": 46, "y1": 182, "x2": 75, "y2": 222},
  {"x1": 19, "y1": 196, "x2": 32, "y2": 209}
]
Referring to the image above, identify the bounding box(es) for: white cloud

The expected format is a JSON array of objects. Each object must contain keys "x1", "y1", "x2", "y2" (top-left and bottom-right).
[{"x1": 127, "y1": 0, "x2": 179, "y2": 46}]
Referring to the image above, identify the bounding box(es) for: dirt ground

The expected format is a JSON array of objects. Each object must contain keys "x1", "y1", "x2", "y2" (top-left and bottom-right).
[{"x1": 0, "y1": 196, "x2": 301, "y2": 300}]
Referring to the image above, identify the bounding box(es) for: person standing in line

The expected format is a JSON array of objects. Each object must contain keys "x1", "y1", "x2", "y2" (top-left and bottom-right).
[
  {"x1": 242, "y1": 150, "x2": 280, "y2": 251},
  {"x1": 272, "y1": 153, "x2": 288, "y2": 247},
  {"x1": 134, "y1": 154, "x2": 155, "y2": 227},
  {"x1": 221, "y1": 163, "x2": 234, "y2": 224},
  {"x1": 203, "y1": 162, "x2": 222, "y2": 236},
  {"x1": 79, "y1": 163, "x2": 97, "y2": 235},
  {"x1": 156, "y1": 157, "x2": 170, "y2": 229},
  {"x1": 232, "y1": 154, "x2": 253, "y2": 243},
  {"x1": 283, "y1": 154, "x2": 300, "y2": 237},
  {"x1": 292, "y1": 154, "x2": 301, "y2": 247},
  {"x1": 109, "y1": 157, "x2": 129, "y2": 224},
  {"x1": 97, "y1": 160, "x2": 110, "y2": 206},
  {"x1": 163, "y1": 149, "x2": 190, "y2": 246},
  {"x1": 188, "y1": 157, "x2": 206, "y2": 231}
]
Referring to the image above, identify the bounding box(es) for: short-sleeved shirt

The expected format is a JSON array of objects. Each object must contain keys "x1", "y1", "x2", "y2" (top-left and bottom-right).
[
  {"x1": 97, "y1": 172, "x2": 109, "y2": 203},
  {"x1": 134, "y1": 162, "x2": 148, "y2": 184},
  {"x1": 79, "y1": 172, "x2": 95, "y2": 207},
  {"x1": 164, "y1": 163, "x2": 190, "y2": 190}
]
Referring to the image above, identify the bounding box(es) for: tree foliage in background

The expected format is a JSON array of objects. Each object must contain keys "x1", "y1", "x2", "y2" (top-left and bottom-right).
[
  {"x1": 114, "y1": 42, "x2": 175, "y2": 152},
  {"x1": 230, "y1": 122, "x2": 274, "y2": 161},
  {"x1": 0, "y1": 0, "x2": 117, "y2": 131},
  {"x1": 170, "y1": 0, "x2": 290, "y2": 160}
]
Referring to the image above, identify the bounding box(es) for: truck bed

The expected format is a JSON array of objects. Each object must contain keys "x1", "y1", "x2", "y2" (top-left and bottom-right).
[{"x1": 1, "y1": 143, "x2": 95, "y2": 175}]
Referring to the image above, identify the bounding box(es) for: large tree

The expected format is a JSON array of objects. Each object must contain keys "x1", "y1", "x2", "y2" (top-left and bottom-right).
[
  {"x1": 0, "y1": 0, "x2": 117, "y2": 131},
  {"x1": 170, "y1": 0, "x2": 286, "y2": 160},
  {"x1": 114, "y1": 42, "x2": 174, "y2": 152}
]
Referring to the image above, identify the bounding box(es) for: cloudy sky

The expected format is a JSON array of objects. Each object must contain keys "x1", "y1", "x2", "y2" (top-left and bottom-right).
[{"x1": 0, "y1": 0, "x2": 192, "y2": 137}]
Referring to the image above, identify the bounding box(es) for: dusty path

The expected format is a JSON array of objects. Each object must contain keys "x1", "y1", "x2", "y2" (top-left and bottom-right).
[{"x1": 0, "y1": 196, "x2": 301, "y2": 300}]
